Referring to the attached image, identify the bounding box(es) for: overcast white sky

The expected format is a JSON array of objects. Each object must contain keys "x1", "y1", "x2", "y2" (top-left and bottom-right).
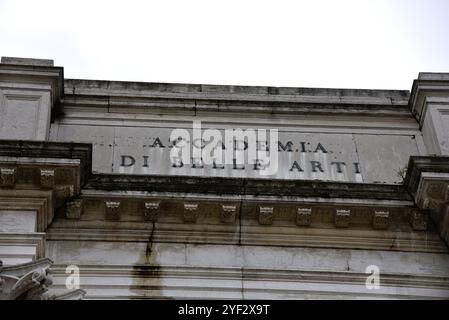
[{"x1": 1, "y1": 0, "x2": 449, "y2": 90}]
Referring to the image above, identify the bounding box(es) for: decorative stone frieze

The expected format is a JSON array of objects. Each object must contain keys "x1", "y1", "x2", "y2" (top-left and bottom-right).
[
  {"x1": 183, "y1": 203, "x2": 198, "y2": 223},
  {"x1": 335, "y1": 209, "x2": 351, "y2": 228},
  {"x1": 144, "y1": 201, "x2": 160, "y2": 222},
  {"x1": 258, "y1": 206, "x2": 274, "y2": 225},
  {"x1": 296, "y1": 208, "x2": 312, "y2": 226}
]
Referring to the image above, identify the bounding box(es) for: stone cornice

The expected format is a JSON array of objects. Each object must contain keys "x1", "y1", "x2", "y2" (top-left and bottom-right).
[
  {"x1": 0, "y1": 140, "x2": 92, "y2": 231},
  {"x1": 62, "y1": 79, "x2": 411, "y2": 117},
  {"x1": 409, "y1": 72, "x2": 449, "y2": 126},
  {"x1": 85, "y1": 174, "x2": 411, "y2": 201},
  {"x1": 65, "y1": 79, "x2": 409, "y2": 105},
  {"x1": 0, "y1": 140, "x2": 92, "y2": 186}
]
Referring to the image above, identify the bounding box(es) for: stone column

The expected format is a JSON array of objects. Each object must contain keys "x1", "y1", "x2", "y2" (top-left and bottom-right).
[{"x1": 0, "y1": 57, "x2": 63, "y2": 141}]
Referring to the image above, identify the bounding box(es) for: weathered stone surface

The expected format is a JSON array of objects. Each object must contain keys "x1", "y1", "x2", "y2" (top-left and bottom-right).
[
  {"x1": 354, "y1": 135, "x2": 419, "y2": 184},
  {"x1": 0, "y1": 210, "x2": 37, "y2": 232}
]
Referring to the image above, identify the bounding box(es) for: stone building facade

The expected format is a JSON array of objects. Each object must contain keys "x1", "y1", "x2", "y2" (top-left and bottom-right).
[{"x1": 0, "y1": 56, "x2": 449, "y2": 299}]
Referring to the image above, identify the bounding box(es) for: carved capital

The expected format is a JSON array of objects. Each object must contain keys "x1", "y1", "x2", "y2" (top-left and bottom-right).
[
  {"x1": 335, "y1": 209, "x2": 351, "y2": 228},
  {"x1": 40, "y1": 169, "x2": 55, "y2": 189},
  {"x1": 183, "y1": 203, "x2": 198, "y2": 223},
  {"x1": 144, "y1": 201, "x2": 160, "y2": 222},
  {"x1": 258, "y1": 206, "x2": 274, "y2": 225},
  {"x1": 0, "y1": 168, "x2": 16, "y2": 187},
  {"x1": 105, "y1": 201, "x2": 121, "y2": 220},
  {"x1": 296, "y1": 208, "x2": 312, "y2": 226},
  {"x1": 373, "y1": 210, "x2": 390, "y2": 230},
  {"x1": 66, "y1": 199, "x2": 83, "y2": 219},
  {"x1": 221, "y1": 204, "x2": 237, "y2": 223}
]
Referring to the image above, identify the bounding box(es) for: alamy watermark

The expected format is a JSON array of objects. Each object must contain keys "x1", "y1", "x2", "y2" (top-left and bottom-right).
[
  {"x1": 365, "y1": 265, "x2": 380, "y2": 290},
  {"x1": 65, "y1": 265, "x2": 80, "y2": 290},
  {"x1": 169, "y1": 121, "x2": 279, "y2": 176}
]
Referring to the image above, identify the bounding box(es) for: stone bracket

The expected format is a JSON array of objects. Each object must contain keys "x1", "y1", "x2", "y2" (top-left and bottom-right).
[{"x1": 405, "y1": 156, "x2": 449, "y2": 245}]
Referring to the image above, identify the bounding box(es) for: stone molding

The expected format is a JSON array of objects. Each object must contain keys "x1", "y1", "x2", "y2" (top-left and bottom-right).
[{"x1": 409, "y1": 72, "x2": 449, "y2": 127}]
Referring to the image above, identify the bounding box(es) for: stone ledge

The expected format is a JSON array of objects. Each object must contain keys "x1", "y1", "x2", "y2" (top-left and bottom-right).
[
  {"x1": 0, "y1": 140, "x2": 92, "y2": 186},
  {"x1": 65, "y1": 78, "x2": 410, "y2": 104},
  {"x1": 1, "y1": 57, "x2": 54, "y2": 67},
  {"x1": 85, "y1": 173, "x2": 412, "y2": 200}
]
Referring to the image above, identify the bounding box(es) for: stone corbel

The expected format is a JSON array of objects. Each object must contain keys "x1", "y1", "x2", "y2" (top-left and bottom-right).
[
  {"x1": 144, "y1": 201, "x2": 160, "y2": 222},
  {"x1": 335, "y1": 209, "x2": 351, "y2": 228},
  {"x1": 258, "y1": 206, "x2": 274, "y2": 225},
  {"x1": 405, "y1": 156, "x2": 449, "y2": 245},
  {"x1": 296, "y1": 208, "x2": 312, "y2": 226},
  {"x1": 66, "y1": 199, "x2": 84, "y2": 219},
  {"x1": 221, "y1": 204, "x2": 237, "y2": 223},
  {"x1": 183, "y1": 203, "x2": 199, "y2": 223},
  {"x1": 105, "y1": 201, "x2": 121, "y2": 221}
]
